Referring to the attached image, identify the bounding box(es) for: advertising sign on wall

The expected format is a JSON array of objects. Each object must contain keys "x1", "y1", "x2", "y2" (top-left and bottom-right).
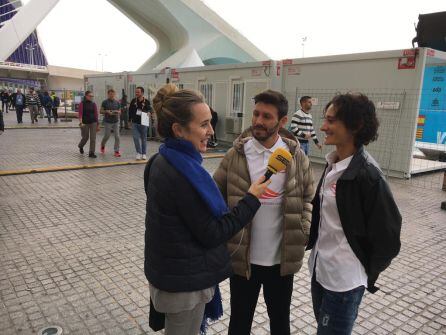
[{"x1": 418, "y1": 65, "x2": 446, "y2": 144}]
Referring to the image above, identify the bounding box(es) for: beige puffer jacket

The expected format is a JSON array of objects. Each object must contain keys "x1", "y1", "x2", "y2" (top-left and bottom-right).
[{"x1": 213, "y1": 128, "x2": 315, "y2": 279}]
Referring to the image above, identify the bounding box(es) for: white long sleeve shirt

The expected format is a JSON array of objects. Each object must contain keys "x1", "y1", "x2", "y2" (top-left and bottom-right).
[{"x1": 308, "y1": 151, "x2": 368, "y2": 292}]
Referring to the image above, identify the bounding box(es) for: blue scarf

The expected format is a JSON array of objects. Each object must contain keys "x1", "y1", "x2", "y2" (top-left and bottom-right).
[{"x1": 159, "y1": 137, "x2": 226, "y2": 334}]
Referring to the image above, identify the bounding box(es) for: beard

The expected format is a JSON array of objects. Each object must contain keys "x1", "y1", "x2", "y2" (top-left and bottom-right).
[{"x1": 252, "y1": 122, "x2": 280, "y2": 142}]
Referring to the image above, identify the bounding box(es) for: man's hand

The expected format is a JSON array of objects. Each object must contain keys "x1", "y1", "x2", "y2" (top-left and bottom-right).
[
  {"x1": 316, "y1": 143, "x2": 322, "y2": 150},
  {"x1": 305, "y1": 133, "x2": 312, "y2": 140}
]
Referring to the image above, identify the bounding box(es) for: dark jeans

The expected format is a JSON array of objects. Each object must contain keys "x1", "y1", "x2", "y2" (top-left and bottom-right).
[
  {"x1": 44, "y1": 107, "x2": 52, "y2": 122},
  {"x1": 1, "y1": 101, "x2": 8, "y2": 113},
  {"x1": 52, "y1": 107, "x2": 58, "y2": 121},
  {"x1": 120, "y1": 108, "x2": 129, "y2": 128},
  {"x1": 0, "y1": 110, "x2": 4, "y2": 132},
  {"x1": 311, "y1": 276, "x2": 365, "y2": 335},
  {"x1": 301, "y1": 141, "x2": 309, "y2": 155},
  {"x1": 229, "y1": 264, "x2": 293, "y2": 335},
  {"x1": 16, "y1": 105, "x2": 24, "y2": 123}
]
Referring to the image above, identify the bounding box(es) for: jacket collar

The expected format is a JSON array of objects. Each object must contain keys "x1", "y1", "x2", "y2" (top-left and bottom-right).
[
  {"x1": 233, "y1": 127, "x2": 300, "y2": 156},
  {"x1": 339, "y1": 146, "x2": 382, "y2": 181}
]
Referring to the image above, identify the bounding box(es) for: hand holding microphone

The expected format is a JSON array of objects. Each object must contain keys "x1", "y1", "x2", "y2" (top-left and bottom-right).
[{"x1": 263, "y1": 147, "x2": 292, "y2": 182}]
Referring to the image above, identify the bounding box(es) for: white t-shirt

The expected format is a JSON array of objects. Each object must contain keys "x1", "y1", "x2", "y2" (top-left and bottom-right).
[
  {"x1": 308, "y1": 151, "x2": 368, "y2": 292},
  {"x1": 244, "y1": 137, "x2": 288, "y2": 266}
]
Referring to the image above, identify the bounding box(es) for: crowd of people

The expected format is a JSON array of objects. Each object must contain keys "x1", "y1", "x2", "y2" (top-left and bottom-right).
[
  {"x1": 0, "y1": 87, "x2": 61, "y2": 126},
  {"x1": 76, "y1": 86, "x2": 218, "y2": 160}
]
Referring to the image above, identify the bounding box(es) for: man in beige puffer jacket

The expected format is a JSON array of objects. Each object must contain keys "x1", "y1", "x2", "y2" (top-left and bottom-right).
[{"x1": 213, "y1": 90, "x2": 315, "y2": 335}]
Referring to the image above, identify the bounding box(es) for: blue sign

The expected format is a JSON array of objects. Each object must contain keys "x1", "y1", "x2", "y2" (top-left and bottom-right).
[{"x1": 419, "y1": 65, "x2": 446, "y2": 144}]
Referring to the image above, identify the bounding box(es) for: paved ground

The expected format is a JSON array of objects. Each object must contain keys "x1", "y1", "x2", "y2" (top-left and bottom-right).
[
  {"x1": 3, "y1": 107, "x2": 78, "y2": 129},
  {"x1": 0, "y1": 114, "x2": 226, "y2": 173},
  {"x1": 1, "y1": 126, "x2": 446, "y2": 335}
]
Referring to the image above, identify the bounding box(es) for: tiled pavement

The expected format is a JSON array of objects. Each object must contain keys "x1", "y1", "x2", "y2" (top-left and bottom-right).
[
  {"x1": 0, "y1": 123, "x2": 226, "y2": 173},
  {"x1": 1, "y1": 129, "x2": 446, "y2": 334}
]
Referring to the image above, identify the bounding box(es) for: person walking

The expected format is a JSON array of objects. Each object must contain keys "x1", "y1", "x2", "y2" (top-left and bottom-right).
[
  {"x1": 120, "y1": 92, "x2": 129, "y2": 130},
  {"x1": 100, "y1": 89, "x2": 121, "y2": 157},
  {"x1": 15, "y1": 89, "x2": 25, "y2": 124},
  {"x1": 9, "y1": 90, "x2": 17, "y2": 111},
  {"x1": 307, "y1": 93, "x2": 401, "y2": 334},
  {"x1": 0, "y1": 102, "x2": 4, "y2": 134},
  {"x1": 51, "y1": 91, "x2": 60, "y2": 122},
  {"x1": 25, "y1": 87, "x2": 41, "y2": 124},
  {"x1": 290, "y1": 95, "x2": 322, "y2": 155},
  {"x1": 214, "y1": 90, "x2": 314, "y2": 335},
  {"x1": 41, "y1": 91, "x2": 53, "y2": 123},
  {"x1": 129, "y1": 86, "x2": 152, "y2": 160},
  {"x1": 145, "y1": 83, "x2": 270, "y2": 335},
  {"x1": 1, "y1": 90, "x2": 9, "y2": 114},
  {"x1": 78, "y1": 91, "x2": 99, "y2": 158}
]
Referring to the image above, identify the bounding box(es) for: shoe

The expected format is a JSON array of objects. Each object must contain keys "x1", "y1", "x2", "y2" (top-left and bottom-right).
[
  {"x1": 100, "y1": 146, "x2": 105, "y2": 154},
  {"x1": 89, "y1": 153, "x2": 97, "y2": 158},
  {"x1": 79, "y1": 146, "x2": 84, "y2": 154},
  {"x1": 114, "y1": 151, "x2": 121, "y2": 157},
  {"x1": 136, "y1": 154, "x2": 142, "y2": 160},
  {"x1": 142, "y1": 154, "x2": 147, "y2": 160}
]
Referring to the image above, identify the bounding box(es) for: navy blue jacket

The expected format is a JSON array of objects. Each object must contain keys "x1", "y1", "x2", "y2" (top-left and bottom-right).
[{"x1": 144, "y1": 154, "x2": 260, "y2": 292}]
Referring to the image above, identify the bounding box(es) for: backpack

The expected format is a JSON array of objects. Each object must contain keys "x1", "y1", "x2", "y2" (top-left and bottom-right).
[
  {"x1": 53, "y1": 96, "x2": 60, "y2": 107},
  {"x1": 16, "y1": 95, "x2": 24, "y2": 106}
]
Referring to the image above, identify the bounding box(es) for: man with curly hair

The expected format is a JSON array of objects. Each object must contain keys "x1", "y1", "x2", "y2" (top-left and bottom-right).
[{"x1": 307, "y1": 93, "x2": 402, "y2": 334}]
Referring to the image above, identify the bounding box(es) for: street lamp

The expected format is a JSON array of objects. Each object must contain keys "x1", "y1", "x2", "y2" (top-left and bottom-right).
[
  {"x1": 98, "y1": 53, "x2": 107, "y2": 72},
  {"x1": 301, "y1": 37, "x2": 307, "y2": 58}
]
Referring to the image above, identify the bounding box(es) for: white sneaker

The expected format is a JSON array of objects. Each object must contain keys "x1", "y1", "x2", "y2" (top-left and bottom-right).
[
  {"x1": 136, "y1": 154, "x2": 142, "y2": 160},
  {"x1": 142, "y1": 154, "x2": 147, "y2": 160}
]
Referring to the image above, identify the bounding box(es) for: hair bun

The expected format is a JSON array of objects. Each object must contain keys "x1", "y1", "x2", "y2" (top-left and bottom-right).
[{"x1": 153, "y1": 84, "x2": 179, "y2": 114}]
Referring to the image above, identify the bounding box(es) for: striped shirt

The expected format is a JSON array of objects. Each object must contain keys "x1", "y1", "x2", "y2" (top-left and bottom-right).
[
  {"x1": 290, "y1": 109, "x2": 319, "y2": 144},
  {"x1": 25, "y1": 93, "x2": 41, "y2": 108}
]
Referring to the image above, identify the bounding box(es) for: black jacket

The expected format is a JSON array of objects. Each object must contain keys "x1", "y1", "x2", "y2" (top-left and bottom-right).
[
  {"x1": 144, "y1": 154, "x2": 260, "y2": 292},
  {"x1": 307, "y1": 147, "x2": 401, "y2": 293},
  {"x1": 129, "y1": 97, "x2": 152, "y2": 124}
]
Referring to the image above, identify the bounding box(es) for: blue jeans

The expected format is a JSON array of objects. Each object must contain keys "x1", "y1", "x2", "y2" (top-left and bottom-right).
[
  {"x1": 132, "y1": 123, "x2": 148, "y2": 154},
  {"x1": 300, "y1": 141, "x2": 309, "y2": 155},
  {"x1": 311, "y1": 276, "x2": 365, "y2": 335}
]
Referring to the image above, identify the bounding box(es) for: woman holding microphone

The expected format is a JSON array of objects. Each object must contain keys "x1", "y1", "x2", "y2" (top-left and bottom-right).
[{"x1": 144, "y1": 84, "x2": 270, "y2": 335}]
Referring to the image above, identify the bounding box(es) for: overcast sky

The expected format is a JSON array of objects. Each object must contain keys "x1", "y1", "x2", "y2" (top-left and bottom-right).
[{"x1": 24, "y1": 0, "x2": 446, "y2": 73}]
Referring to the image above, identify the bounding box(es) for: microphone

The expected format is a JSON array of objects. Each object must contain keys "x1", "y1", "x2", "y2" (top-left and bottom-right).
[{"x1": 263, "y1": 147, "x2": 292, "y2": 182}]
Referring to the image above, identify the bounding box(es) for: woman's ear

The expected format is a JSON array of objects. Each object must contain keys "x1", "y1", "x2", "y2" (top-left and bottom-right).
[{"x1": 172, "y1": 123, "x2": 184, "y2": 138}]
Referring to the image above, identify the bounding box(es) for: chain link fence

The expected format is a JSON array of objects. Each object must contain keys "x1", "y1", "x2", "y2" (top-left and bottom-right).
[{"x1": 286, "y1": 87, "x2": 445, "y2": 192}]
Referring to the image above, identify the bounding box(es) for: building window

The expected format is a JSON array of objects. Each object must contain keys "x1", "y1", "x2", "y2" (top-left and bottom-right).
[
  {"x1": 231, "y1": 82, "x2": 244, "y2": 117},
  {"x1": 199, "y1": 83, "x2": 213, "y2": 107}
]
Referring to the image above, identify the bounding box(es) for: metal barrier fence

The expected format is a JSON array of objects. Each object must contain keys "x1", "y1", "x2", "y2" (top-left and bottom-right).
[{"x1": 285, "y1": 87, "x2": 446, "y2": 191}]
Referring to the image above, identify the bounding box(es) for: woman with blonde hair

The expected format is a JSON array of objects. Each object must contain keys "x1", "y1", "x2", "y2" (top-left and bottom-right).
[{"x1": 144, "y1": 84, "x2": 270, "y2": 334}]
